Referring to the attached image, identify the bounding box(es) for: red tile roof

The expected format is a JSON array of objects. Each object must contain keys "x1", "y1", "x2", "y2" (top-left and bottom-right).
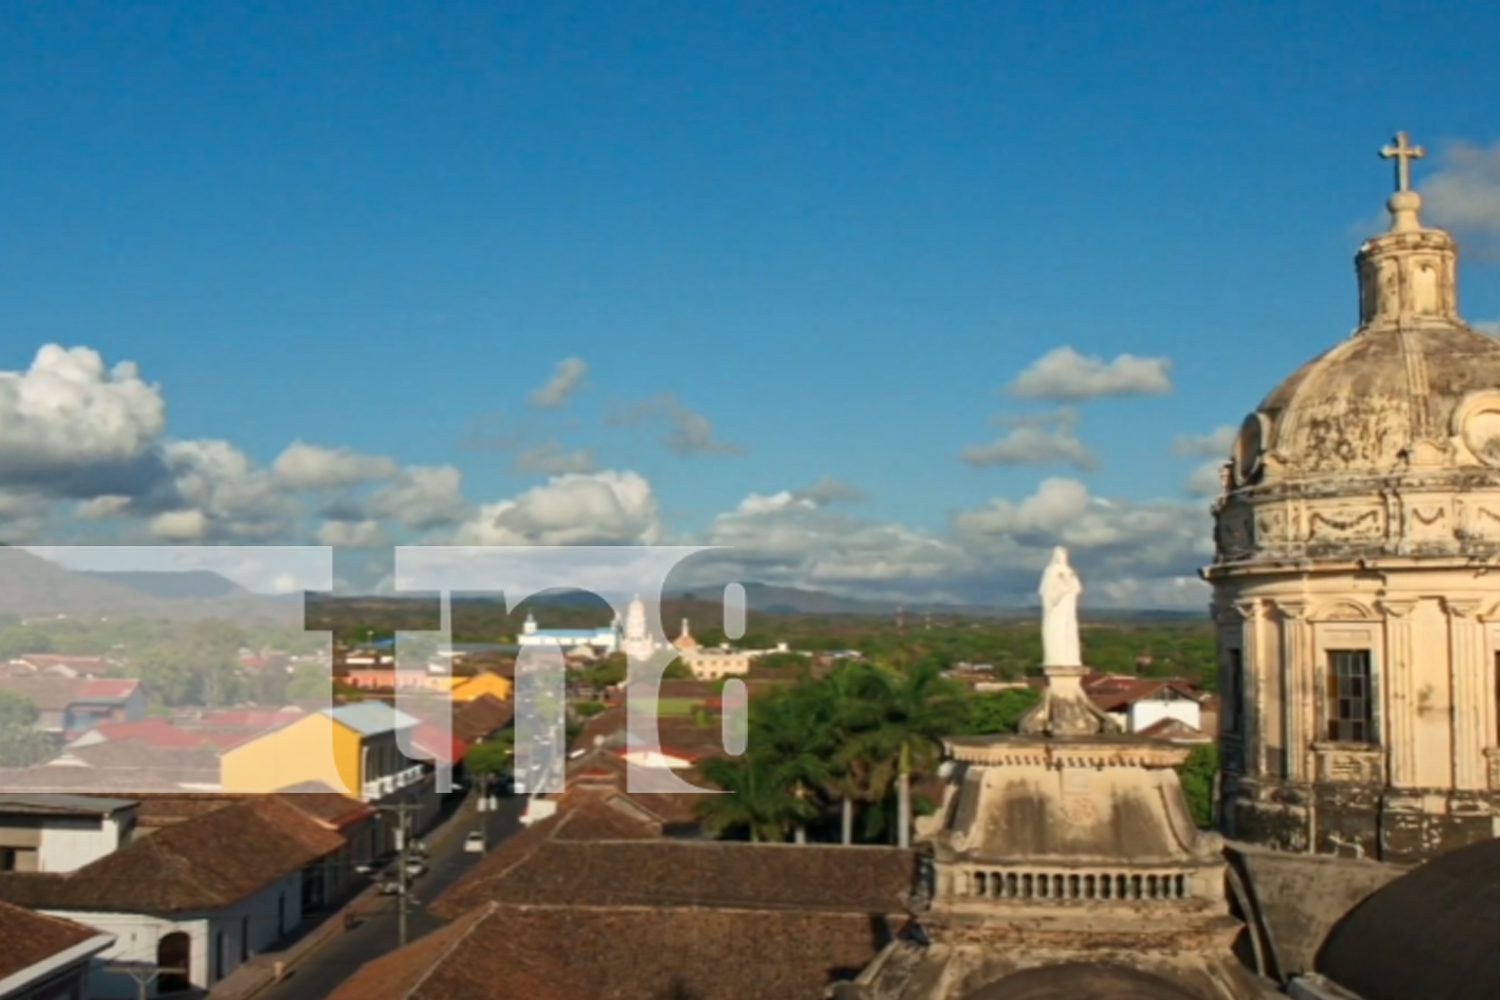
[
  {"x1": 0, "y1": 796, "x2": 345, "y2": 914},
  {"x1": 0, "y1": 898, "x2": 110, "y2": 981},
  {"x1": 333, "y1": 900, "x2": 906, "y2": 1000}
]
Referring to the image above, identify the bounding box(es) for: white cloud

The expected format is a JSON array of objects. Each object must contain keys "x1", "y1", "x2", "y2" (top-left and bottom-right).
[
  {"x1": 607, "y1": 392, "x2": 747, "y2": 457},
  {"x1": 789, "y1": 475, "x2": 864, "y2": 506},
  {"x1": 0, "y1": 345, "x2": 166, "y2": 485},
  {"x1": 150, "y1": 440, "x2": 301, "y2": 542},
  {"x1": 1185, "y1": 461, "x2": 1225, "y2": 498},
  {"x1": 453, "y1": 470, "x2": 660, "y2": 546},
  {"x1": 271, "y1": 441, "x2": 398, "y2": 490},
  {"x1": 149, "y1": 509, "x2": 209, "y2": 542},
  {"x1": 74, "y1": 495, "x2": 133, "y2": 520},
  {"x1": 528, "y1": 357, "x2": 590, "y2": 409},
  {"x1": 514, "y1": 441, "x2": 597, "y2": 476},
  {"x1": 369, "y1": 466, "x2": 470, "y2": 531},
  {"x1": 1422, "y1": 139, "x2": 1500, "y2": 255},
  {"x1": 1172, "y1": 425, "x2": 1237, "y2": 457},
  {"x1": 952, "y1": 477, "x2": 1213, "y2": 593},
  {"x1": 961, "y1": 424, "x2": 1097, "y2": 471},
  {"x1": 317, "y1": 519, "x2": 389, "y2": 548},
  {"x1": 1007, "y1": 346, "x2": 1173, "y2": 401}
]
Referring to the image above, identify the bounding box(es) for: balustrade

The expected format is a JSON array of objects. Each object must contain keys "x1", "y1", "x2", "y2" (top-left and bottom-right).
[{"x1": 944, "y1": 865, "x2": 1193, "y2": 902}]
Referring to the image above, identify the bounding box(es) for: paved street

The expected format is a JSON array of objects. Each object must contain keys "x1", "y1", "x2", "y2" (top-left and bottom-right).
[{"x1": 255, "y1": 794, "x2": 526, "y2": 1000}]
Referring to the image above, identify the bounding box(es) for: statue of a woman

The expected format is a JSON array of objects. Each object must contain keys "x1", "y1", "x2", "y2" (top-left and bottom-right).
[{"x1": 1039, "y1": 546, "x2": 1082, "y2": 667}]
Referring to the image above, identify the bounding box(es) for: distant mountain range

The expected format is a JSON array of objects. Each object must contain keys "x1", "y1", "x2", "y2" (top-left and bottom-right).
[{"x1": 0, "y1": 548, "x2": 1204, "y2": 621}]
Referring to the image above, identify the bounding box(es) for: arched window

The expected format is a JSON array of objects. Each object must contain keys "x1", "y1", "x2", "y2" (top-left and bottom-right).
[{"x1": 157, "y1": 932, "x2": 191, "y2": 993}]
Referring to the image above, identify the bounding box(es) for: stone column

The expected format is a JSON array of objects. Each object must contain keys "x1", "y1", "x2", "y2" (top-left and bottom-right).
[
  {"x1": 1233, "y1": 599, "x2": 1265, "y2": 777},
  {"x1": 1378, "y1": 600, "x2": 1417, "y2": 788},
  {"x1": 1445, "y1": 599, "x2": 1486, "y2": 791},
  {"x1": 1277, "y1": 601, "x2": 1311, "y2": 781}
]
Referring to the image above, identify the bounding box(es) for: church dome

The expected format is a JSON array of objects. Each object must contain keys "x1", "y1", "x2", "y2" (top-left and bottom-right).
[
  {"x1": 1208, "y1": 134, "x2": 1500, "y2": 571},
  {"x1": 1250, "y1": 321, "x2": 1500, "y2": 479}
]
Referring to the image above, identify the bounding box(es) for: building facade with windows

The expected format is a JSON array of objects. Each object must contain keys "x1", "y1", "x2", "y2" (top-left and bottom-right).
[{"x1": 1204, "y1": 136, "x2": 1500, "y2": 863}]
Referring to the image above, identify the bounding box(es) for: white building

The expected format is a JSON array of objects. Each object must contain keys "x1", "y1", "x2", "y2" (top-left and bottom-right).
[
  {"x1": 517, "y1": 612, "x2": 622, "y2": 654},
  {"x1": 0, "y1": 795, "x2": 139, "y2": 874}
]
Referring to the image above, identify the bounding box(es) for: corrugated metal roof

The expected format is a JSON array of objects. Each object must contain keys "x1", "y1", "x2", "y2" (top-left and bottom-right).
[
  {"x1": 0, "y1": 793, "x2": 139, "y2": 815},
  {"x1": 321, "y1": 702, "x2": 420, "y2": 736}
]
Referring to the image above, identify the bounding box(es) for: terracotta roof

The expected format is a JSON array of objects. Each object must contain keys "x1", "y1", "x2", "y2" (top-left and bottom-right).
[
  {"x1": 331, "y1": 901, "x2": 898, "y2": 1000},
  {"x1": 452, "y1": 694, "x2": 513, "y2": 743},
  {"x1": 54, "y1": 737, "x2": 223, "y2": 773},
  {"x1": 83, "y1": 718, "x2": 249, "y2": 750},
  {"x1": 0, "y1": 898, "x2": 111, "y2": 981},
  {"x1": 563, "y1": 750, "x2": 709, "y2": 827},
  {"x1": 0, "y1": 675, "x2": 133, "y2": 713},
  {"x1": 1084, "y1": 676, "x2": 1202, "y2": 713},
  {"x1": 0, "y1": 795, "x2": 345, "y2": 913},
  {"x1": 410, "y1": 724, "x2": 467, "y2": 765},
  {"x1": 1134, "y1": 718, "x2": 1213, "y2": 743},
  {"x1": 433, "y1": 793, "x2": 664, "y2": 917},
  {"x1": 326, "y1": 902, "x2": 600, "y2": 1000},
  {"x1": 434, "y1": 835, "x2": 918, "y2": 921}
]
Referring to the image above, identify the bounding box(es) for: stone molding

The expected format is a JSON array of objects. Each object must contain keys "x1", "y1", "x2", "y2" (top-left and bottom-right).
[{"x1": 1311, "y1": 742, "x2": 1385, "y2": 785}]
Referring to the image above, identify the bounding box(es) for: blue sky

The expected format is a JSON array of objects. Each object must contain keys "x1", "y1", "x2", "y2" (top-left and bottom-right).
[{"x1": 1, "y1": 1, "x2": 1498, "y2": 606}]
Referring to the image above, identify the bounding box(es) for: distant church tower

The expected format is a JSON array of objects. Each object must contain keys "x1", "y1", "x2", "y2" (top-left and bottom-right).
[
  {"x1": 1204, "y1": 133, "x2": 1500, "y2": 863},
  {"x1": 622, "y1": 594, "x2": 657, "y2": 663}
]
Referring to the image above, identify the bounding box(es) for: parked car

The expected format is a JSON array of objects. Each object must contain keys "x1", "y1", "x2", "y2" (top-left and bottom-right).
[
  {"x1": 464, "y1": 831, "x2": 485, "y2": 854},
  {"x1": 404, "y1": 857, "x2": 429, "y2": 879}
]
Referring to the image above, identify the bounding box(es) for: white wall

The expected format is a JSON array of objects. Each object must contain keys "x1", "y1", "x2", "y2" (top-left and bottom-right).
[
  {"x1": 36, "y1": 817, "x2": 122, "y2": 873},
  {"x1": 1129, "y1": 698, "x2": 1202, "y2": 733},
  {"x1": 49, "y1": 871, "x2": 306, "y2": 997}
]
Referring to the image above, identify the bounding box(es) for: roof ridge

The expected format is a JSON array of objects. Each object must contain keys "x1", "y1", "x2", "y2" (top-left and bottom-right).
[{"x1": 398, "y1": 901, "x2": 499, "y2": 1000}]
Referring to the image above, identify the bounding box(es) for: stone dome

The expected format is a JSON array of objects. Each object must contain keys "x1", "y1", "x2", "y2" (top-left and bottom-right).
[
  {"x1": 1208, "y1": 136, "x2": 1500, "y2": 571},
  {"x1": 1247, "y1": 320, "x2": 1500, "y2": 479}
]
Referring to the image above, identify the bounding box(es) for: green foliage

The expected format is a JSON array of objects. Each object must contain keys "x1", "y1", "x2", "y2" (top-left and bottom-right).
[
  {"x1": 662, "y1": 658, "x2": 693, "y2": 680},
  {"x1": 465, "y1": 732, "x2": 515, "y2": 776},
  {"x1": 574, "y1": 700, "x2": 607, "y2": 719},
  {"x1": 0, "y1": 725, "x2": 54, "y2": 767},
  {"x1": 584, "y1": 653, "x2": 627, "y2": 689},
  {"x1": 1176, "y1": 743, "x2": 1220, "y2": 828},
  {"x1": 696, "y1": 661, "x2": 970, "y2": 846},
  {"x1": 752, "y1": 652, "x2": 811, "y2": 673},
  {"x1": 0, "y1": 690, "x2": 38, "y2": 729},
  {"x1": 964, "y1": 687, "x2": 1043, "y2": 735},
  {"x1": 287, "y1": 665, "x2": 333, "y2": 702}
]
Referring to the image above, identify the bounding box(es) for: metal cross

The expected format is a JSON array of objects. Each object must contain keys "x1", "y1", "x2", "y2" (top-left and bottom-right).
[{"x1": 1380, "y1": 131, "x2": 1425, "y2": 193}]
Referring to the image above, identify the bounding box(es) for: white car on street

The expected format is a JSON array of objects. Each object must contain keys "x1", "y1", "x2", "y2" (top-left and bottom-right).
[{"x1": 464, "y1": 831, "x2": 485, "y2": 854}]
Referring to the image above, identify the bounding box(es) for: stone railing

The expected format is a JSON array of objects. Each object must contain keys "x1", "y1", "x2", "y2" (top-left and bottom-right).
[{"x1": 937, "y1": 862, "x2": 1198, "y2": 903}]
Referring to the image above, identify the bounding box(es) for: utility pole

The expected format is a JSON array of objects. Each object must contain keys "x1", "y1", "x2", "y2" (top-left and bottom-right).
[
  {"x1": 107, "y1": 964, "x2": 185, "y2": 1000},
  {"x1": 373, "y1": 801, "x2": 419, "y2": 948}
]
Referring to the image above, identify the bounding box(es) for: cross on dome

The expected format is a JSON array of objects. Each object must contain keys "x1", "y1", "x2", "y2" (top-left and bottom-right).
[{"x1": 1380, "y1": 131, "x2": 1425, "y2": 194}]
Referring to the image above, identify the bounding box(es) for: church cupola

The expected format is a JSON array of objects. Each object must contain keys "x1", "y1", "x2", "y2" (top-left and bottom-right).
[{"x1": 1354, "y1": 132, "x2": 1460, "y2": 329}]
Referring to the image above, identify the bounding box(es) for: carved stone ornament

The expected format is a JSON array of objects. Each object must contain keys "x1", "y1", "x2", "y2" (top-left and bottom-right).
[
  {"x1": 1376, "y1": 599, "x2": 1417, "y2": 619},
  {"x1": 1453, "y1": 391, "x2": 1500, "y2": 468},
  {"x1": 1313, "y1": 743, "x2": 1384, "y2": 785},
  {"x1": 1443, "y1": 598, "x2": 1483, "y2": 619},
  {"x1": 1307, "y1": 506, "x2": 1383, "y2": 542},
  {"x1": 1274, "y1": 600, "x2": 1310, "y2": 622}
]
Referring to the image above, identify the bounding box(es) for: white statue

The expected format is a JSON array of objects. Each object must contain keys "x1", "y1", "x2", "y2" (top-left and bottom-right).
[{"x1": 1039, "y1": 546, "x2": 1082, "y2": 667}]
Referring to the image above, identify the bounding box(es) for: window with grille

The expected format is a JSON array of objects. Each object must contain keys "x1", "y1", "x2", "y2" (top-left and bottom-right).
[
  {"x1": 1227, "y1": 648, "x2": 1245, "y2": 734},
  {"x1": 1326, "y1": 650, "x2": 1375, "y2": 743}
]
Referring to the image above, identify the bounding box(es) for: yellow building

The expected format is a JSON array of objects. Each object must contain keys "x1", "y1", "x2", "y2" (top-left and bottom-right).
[
  {"x1": 451, "y1": 671, "x2": 513, "y2": 704},
  {"x1": 221, "y1": 704, "x2": 426, "y2": 802}
]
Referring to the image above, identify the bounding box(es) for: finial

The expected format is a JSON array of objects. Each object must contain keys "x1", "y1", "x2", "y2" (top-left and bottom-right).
[{"x1": 1379, "y1": 132, "x2": 1426, "y2": 232}]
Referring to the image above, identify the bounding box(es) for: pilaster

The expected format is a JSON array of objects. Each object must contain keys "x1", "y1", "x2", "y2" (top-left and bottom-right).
[
  {"x1": 1277, "y1": 600, "x2": 1311, "y2": 781},
  {"x1": 1377, "y1": 599, "x2": 1418, "y2": 788},
  {"x1": 1233, "y1": 599, "x2": 1265, "y2": 778},
  {"x1": 1444, "y1": 599, "x2": 1487, "y2": 790}
]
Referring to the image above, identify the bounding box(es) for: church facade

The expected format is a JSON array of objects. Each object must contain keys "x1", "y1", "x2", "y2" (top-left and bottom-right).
[{"x1": 1205, "y1": 133, "x2": 1500, "y2": 863}]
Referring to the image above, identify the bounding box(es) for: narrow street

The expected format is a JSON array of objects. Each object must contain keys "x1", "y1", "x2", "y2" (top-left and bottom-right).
[{"x1": 255, "y1": 794, "x2": 526, "y2": 1000}]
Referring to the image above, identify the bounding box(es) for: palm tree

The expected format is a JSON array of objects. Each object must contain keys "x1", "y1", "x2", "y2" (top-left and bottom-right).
[
  {"x1": 818, "y1": 662, "x2": 893, "y2": 844},
  {"x1": 839, "y1": 661, "x2": 969, "y2": 848},
  {"x1": 695, "y1": 753, "x2": 818, "y2": 842}
]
